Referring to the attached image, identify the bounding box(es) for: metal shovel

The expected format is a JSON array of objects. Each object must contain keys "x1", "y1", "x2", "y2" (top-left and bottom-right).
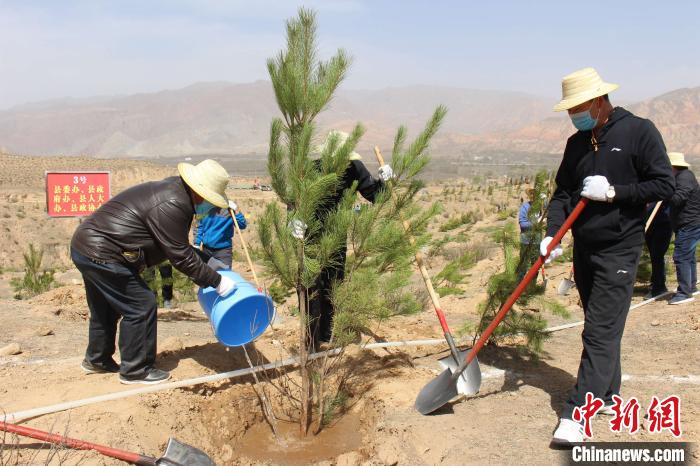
[
  {"x1": 557, "y1": 267, "x2": 575, "y2": 296},
  {"x1": 415, "y1": 199, "x2": 589, "y2": 415},
  {"x1": 0, "y1": 421, "x2": 216, "y2": 466}
]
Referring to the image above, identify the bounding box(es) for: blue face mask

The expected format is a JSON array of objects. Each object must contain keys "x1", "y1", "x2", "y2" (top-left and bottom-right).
[
  {"x1": 570, "y1": 110, "x2": 598, "y2": 131},
  {"x1": 194, "y1": 200, "x2": 215, "y2": 216},
  {"x1": 569, "y1": 101, "x2": 600, "y2": 131}
]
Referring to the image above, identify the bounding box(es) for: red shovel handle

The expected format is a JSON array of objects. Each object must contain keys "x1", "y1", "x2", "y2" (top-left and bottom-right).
[
  {"x1": 0, "y1": 421, "x2": 156, "y2": 466},
  {"x1": 457, "y1": 198, "x2": 588, "y2": 373}
]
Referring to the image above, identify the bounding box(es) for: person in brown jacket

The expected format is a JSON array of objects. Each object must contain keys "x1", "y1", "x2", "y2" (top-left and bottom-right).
[{"x1": 71, "y1": 159, "x2": 236, "y2": 384}]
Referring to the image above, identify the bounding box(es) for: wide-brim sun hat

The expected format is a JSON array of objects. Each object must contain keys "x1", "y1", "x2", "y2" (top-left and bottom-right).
[
  {"x1": 178, "y1": 159, "x2": 230, "y2": 208},
  {"x1": 668, "y1": 152, "x2": 690, "y2": 168},
  {"x1": 554, "y1": 67, "x2": 619, "y2": 112},
  {"x1": 316, "y1": 130, "x2": 362, "y2": 161}
]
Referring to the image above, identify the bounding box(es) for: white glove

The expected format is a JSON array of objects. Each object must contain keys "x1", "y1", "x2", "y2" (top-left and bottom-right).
[
  {"x1": 288, "y1": 219, "x2": 307, "y2": 239},
  {"x1": 540, "y1": 236, "x2": 563, "y2": 264},
  {"x1": 581, "y1": 175, "x2": 610, "y2": 201},
  {"x1": 539, "y1": 193, "x2": 548, "y2": 200},
  {"x1": 216, "y1": 275, "x2": 237, "y2": 297},
  {"x1": 228, "y1": 200, "x2": 238, "y2": 212},
  {"x1": 378, "y1": 165, "x2": 394, "y2": 181}
]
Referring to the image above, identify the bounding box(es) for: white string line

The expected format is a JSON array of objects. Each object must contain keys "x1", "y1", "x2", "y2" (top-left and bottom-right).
[{"x1": 2, "y1": 288, "x2": 695, "y2": 421}]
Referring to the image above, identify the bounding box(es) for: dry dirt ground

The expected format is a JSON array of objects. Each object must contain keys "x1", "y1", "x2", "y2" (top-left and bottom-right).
[{"x1": 1, "y1": 153, "x2": 698, "y2": 465}]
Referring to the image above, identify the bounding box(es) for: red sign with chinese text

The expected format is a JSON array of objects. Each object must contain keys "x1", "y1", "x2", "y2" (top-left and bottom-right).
[{"x1": 45, "y1": 172, "x2": 111, "y2": 217}]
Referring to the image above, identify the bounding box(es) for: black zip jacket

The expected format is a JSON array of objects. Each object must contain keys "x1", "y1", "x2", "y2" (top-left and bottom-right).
[
  {"x1": 547, "y1": 107, "x2": 675, "y2": 247},
  {"x1": 315, "y1": 159, "x2": 385, "y2": 215},
  {"x1": 669, "y1": 168, "x2": 700, "y2": 231},
  {"x1": 71, "y1": 176, "x2": 221, "y2": 288}
]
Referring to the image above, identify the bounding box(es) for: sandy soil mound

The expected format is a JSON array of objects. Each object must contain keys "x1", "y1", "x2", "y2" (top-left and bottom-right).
[{"x1": 29, "y1": 285, "x2": 89, "y2": 321}]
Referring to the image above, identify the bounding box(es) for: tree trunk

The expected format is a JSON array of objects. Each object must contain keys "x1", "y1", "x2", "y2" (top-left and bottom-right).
[{"x1": 298, "y1": 249, "x2": 313, "y2": 436}]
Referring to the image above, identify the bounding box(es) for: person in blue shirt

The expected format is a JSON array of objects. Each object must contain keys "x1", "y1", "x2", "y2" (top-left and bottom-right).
[
  {"x1": 194, "y1": 200, "x2": 247, "y2": 269},
  {"x1": 517, "y1": 188, "x2": 543, "y2": 280}
]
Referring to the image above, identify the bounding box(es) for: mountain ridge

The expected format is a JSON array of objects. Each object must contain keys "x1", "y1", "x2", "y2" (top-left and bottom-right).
[{"x1": 0, "y1": 82, "x2": 697, "y2": 158}]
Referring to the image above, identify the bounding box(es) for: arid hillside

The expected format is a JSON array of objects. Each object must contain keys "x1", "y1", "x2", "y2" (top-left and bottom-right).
[
  {"x1": 0, "y1": 82, "x2": 552, "y2": 158},
  {"x1": 461, "y1": 87, "x2": 700, "y2": 156}
]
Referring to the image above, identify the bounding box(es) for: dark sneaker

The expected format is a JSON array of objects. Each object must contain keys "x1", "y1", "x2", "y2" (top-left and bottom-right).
[
  {"x1": 644, "y1": 289, "x2": 668, "y2": 300},
  {"x1": 119, "y1": 368, "x2": 171, "y2": 385},
  {"x1": 81, "y1": 359, "x2": 120, "y2": 374},
  {"x1": 669, "y1": 294, "x2": 694, "y2": 305}
]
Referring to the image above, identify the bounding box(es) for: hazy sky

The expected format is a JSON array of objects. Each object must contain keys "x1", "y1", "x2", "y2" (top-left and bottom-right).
[{"x1": 1, "y1": 0, "x2": 698, "y2": 109}]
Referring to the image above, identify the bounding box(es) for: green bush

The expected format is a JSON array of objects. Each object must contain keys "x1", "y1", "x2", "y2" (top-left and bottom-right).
[
  {"x1": 268, "y1": 279, "x2": 293, "y2": 305},
  {"x1": 11, "y1": 244, "x2": 55, "y2": 299},
  {"x1": 439, "y1": 211, "x2": 478, "y2": 232}
]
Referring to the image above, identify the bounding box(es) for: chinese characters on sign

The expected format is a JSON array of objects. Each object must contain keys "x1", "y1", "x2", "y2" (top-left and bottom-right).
[
  {"x1": 573, "y1": 392, "x2": 682, "y2": 438},
  {"x1": 45, "y1": 172, "x2": 111, "y2": 218}
]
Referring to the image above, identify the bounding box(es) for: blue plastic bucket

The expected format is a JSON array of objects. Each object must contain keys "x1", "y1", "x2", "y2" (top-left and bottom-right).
[{"x1": 197, "y1": 271, "x2": 275, "y2": 347}]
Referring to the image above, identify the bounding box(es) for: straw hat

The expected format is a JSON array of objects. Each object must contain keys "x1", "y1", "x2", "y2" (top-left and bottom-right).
[
  {"x1": 177, "y1": 159, "x2": 229, "y2": 208},
  {"x1": 316, "y1": 130, "x2": 362, "y2": 160},
  {"x1": 668, "y1": 152, "x2": 690, "y2": 168},
  {"x1": 553, "y1": 67, "x2": 619, "y2": 112}
]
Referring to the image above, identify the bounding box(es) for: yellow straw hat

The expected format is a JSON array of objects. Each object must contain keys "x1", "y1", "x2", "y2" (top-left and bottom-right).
[
  {"x1": 668, "y1": 152, "x2": 690, "y2": 168},
  {"x1": 177, "y1": 159, "x2": 229, "y2": 208},
  {"x1": 316, "y1": 130, "x2": 362, "y2": 161},
  {"x1": 553, "y1": 67, "x2": 619, "y2": 112}
]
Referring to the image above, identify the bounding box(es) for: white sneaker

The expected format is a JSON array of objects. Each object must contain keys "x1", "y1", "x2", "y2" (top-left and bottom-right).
[
  {"x1": 598, "y1": 404, "x2": 616, "y2": 416},
  {"x1": 551, "y1": 418, "x2": 584, "y2": 446}
]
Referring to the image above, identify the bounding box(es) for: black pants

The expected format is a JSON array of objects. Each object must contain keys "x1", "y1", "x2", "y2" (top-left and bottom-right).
[
  {"x1": 562, "y1": 241, "x2": 642, "y2": 420},
  {"x1": 143, "y1": 262, "x2": 174, "y2": 301},
  {"x1": 202, "y1": 245, "x2": 232, "y2": 269},
  {"x1": 308, "y1": 248, "x2": 347, "y2": 344},
  {"x1": 645, "y1": 222, "x2": 672, "y2": 295},
  {"x1": 72, "y1": 248, "x2": 157, "y2": 378}
]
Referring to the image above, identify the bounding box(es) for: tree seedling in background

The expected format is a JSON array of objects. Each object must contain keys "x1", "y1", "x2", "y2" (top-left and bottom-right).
[
  {"x1": 462, "y1": 170, "x2": 569, "y2": 354},
  {"x1": 11, "y1": 243, "x2": 55, "y2": 299}
]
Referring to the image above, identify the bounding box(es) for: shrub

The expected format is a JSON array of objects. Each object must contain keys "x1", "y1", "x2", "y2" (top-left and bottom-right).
[
  {"x1": 439, "y1": 211, "x2": 478, "y2": 232},
  {"x1": 11, "y1": 244, "x2": 55, "y2": 299}
]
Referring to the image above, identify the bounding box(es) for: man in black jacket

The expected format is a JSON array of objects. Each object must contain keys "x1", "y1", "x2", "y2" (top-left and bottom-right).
[
  {"x1": 667, "y1": 152, "x2": 700, "y2": 305},
  {"x1": 71, "y1": 159, "x2": 237, "y2": 384},
  {"x1": 644, "y1": 203, "x2": 672, "y2": 299},
  {"x1": 542, "y1": 68, "x2": 675, "y2": 445},
  {"x1": 305, "y1": 130, "x2": 392, "y2": 346}
]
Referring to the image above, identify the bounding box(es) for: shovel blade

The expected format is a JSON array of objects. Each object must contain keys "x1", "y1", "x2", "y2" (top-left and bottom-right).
[
  {"x1": 415, "y1": 356, "x2": 481, "y2": 415},
  {"x1": 438, "y1": 351, "x2": 481, "y2": 396},
  {"x1": 557, "y1": 278, "x2": 575, "y2": 296},
  {"x1": 157, "y1": 438, "x2": 216, "y2": 466},
  {"x1": 415, "y1": 368, "x2": 458, "y2": 415}
]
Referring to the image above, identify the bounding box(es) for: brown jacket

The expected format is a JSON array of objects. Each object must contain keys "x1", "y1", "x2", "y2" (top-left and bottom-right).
[{"x1": 71, "y1": 176, "x2": 221, "y2": 288}]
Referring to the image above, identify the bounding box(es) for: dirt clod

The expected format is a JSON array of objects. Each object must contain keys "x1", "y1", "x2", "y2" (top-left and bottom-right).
[
  {"x1": 336, "y1": 451, "x2": 364, "y2": 466},
  {"x1": 0, "y1": 342, "x2": 22, "y2": 356},
  {"x1": 34, "y1": 326, "x2": 54, "y2": 336}
]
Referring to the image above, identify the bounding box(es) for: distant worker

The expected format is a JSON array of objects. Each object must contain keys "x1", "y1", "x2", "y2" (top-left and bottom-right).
[
  {"x1": 298, "y1": 130, "x2": 393, "y2": 347},
  {"x1": 143, "y1": 261, "x2": 174, "y2": 308},
  {"x1": 667, "y1": 152, "x2": 700, "y2": 304},
  {"x1": 194, "y1": 201, "x2": 247, "y2": 269},
  {"x1": 644, "y1": 202, "x2": 672, "y2": 299},
  {"x1": 542, "y1": 68, "x2": 674, "y2": 445},
  {"x1": 71, "y1": 160, "x2": 237, "y2": 385},
  {"x1": 517, "y1": 188, "x2": 545, "y2": 280}
]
